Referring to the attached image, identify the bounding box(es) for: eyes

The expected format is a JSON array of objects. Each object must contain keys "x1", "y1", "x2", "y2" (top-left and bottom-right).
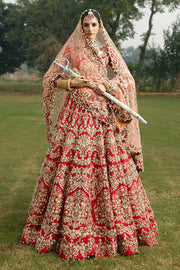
[{"x1": 83, "y1": 23, "x2": 98, "y2": 27}]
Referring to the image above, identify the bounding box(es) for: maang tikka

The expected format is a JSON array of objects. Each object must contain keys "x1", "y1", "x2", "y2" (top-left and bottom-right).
[{"x1": 87, "y1": 9, "x2": 95, "y2": 19}]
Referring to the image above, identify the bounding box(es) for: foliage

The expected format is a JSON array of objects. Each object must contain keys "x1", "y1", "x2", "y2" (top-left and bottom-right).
[
  {"x1": 140, "y1": 46, "x2": 168, "y2": 91},
  {"x1": 16, "y1": 0, "x2": 82, "y2": 72},
  {"x1": 163, "y1": 17, "x2": 180, "y2": 91},
  {"x1": 0, "y1": 0, "x2": 26, "y2": 75},
  {"x1": 141, "y1": 17, "x2": 180, "y2": 92},
  {"x1": 135, "y1": 0, "x2": 180, "y2": 87},
  {"x1": 1, "y1": 0, "x2": 148, "y2": 74},
  {"x1": 1, "y1": 0, "x2": 180, "y2": 91},
  {"x1": 122, "y1": 46, "x2": 140, "y2": 64},
  {"x1": 123, "y1": 16, "x2": 180, "y2": 92},
  {"x1": 121, "y1": 46, "x2": 140, "y2": 76},
  {"x1": 81, "y1": 0, "x2": 146, "y2": 43}
]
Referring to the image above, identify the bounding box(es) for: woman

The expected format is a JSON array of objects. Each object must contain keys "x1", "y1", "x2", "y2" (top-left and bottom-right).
[{"x1": 21, "y1": 9, "x2": 158, "y2": 260}]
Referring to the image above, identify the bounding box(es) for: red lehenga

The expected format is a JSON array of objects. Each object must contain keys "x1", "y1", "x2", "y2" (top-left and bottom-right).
[{"x1": 21, "y1": 11, "x2": 158, "y2": 260}]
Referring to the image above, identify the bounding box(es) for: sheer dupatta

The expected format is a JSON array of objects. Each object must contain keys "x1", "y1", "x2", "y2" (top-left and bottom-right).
[{"x1": 43, "y1": 11, "x2": 144, "y2": 172}]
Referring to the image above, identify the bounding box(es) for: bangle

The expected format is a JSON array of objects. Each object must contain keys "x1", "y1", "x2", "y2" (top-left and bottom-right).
[
  {"x1": 56, "y1": 78, "x2": 62, "y2": 88},
  {"x1": 67, "y1": 79, "x2": 73, "y2": 91},
  {"x1": 56, "y1": 78, "x2": 68, "y2": 90},
  {"x1": 103, "y1": 81, "x2": 110, "y2": 92}
]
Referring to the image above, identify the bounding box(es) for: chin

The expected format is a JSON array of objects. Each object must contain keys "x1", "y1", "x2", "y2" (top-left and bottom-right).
[{"x1": 89, "y1": 37, "x2": 95, "y2": 41}]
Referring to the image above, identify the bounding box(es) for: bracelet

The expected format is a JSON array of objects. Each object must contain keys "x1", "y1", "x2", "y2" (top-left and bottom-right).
[
  {"x1": 56, "y1": 78, "x2": 73, "y2": 90},
  {"x1": 67, "y1": 79, "x2": 73, "y2": 91},
  {"x1": 57, "y1": 78, "x2": 68, "y2": 89},
  {"x1": 56, "y1": 78, "x2": 63, "y2": 88},
  {"x1": 103, "y1": 81, "x2": 110, "y2": 92}
]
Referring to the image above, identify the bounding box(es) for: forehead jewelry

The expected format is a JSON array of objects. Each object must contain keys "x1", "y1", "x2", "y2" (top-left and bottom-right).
[{"x1": 87, "y1": 9, "x2": 95, "y2": 19}]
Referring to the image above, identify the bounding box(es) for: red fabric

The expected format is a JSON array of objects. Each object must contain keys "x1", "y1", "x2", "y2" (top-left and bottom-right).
[
  {"x1": 21, "y1": 95, "x2": 158, "y2": 260},
  {"x1": 42, "y1": 16, "x2": 144, "y2": 172},
  {"x1": 21, "y1": 10, "x2": 158, "y2": 260}
]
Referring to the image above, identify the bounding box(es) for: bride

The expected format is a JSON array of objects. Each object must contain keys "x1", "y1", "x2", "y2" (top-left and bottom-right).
[{"x1": 21, "y1": 9, "x2": 158, "y2": 260}]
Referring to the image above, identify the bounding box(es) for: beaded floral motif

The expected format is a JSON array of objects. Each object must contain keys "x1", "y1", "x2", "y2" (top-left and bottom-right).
[
  {"x1": 21, "y1": 96, "x2": 158, "y2": 259},
  {"x1": 21, "y1": 9, "x2": 158, "y2": 260}
]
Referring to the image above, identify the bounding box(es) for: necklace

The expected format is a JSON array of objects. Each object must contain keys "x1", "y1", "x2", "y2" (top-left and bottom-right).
[{"x1": 91, "y1": 40, "x2": 104, "y2": 56}]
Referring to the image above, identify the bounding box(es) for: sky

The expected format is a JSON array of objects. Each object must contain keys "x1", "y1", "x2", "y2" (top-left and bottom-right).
[
  {"x1": 122, "y1": 7, "x2": 180, "y2": 48},
  {"x1": 3, "y1": 0, "x2": 180, "y2": 48}
]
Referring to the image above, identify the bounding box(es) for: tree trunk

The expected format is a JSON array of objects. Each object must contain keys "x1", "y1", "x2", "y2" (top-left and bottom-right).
[
  {"x1": 135, "y1": 0, "x2": 156, "y2": 89},
  {"x1": 110, "y1": 12, "x2": 121, "y2": 42},
  {"x1": 172, "y1": 71, "x2": 180, "y2": 92}
]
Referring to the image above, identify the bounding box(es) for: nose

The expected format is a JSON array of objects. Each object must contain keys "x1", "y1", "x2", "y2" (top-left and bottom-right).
[{"x1": 88, "y1": 24, "x2": 93, "y2": 32}]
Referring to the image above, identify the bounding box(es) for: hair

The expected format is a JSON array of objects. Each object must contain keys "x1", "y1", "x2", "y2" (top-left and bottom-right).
[{"x1": 81, "y1": 9, "x2": 101, "y2": 25}]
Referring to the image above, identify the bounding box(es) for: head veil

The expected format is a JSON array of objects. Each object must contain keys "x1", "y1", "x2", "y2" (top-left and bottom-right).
[{"x1": 43, "y1": 9, "x2": 144, "y2": 171}]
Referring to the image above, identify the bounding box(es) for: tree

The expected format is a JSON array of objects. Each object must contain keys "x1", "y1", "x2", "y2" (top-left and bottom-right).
[
  {"x1": 163, "y1": 17, "x2": 180, "y2": 91},
  {"x1": 82, "y1": 0, "x2": 146, "y2": 46},
  {"x1": 134, "y1": 17, "x2": 180, "y2": 92},
  {"x1": 11, "y1": 0, "x2": 148, "y2": 72},
  {"x1": 5, "y1": 0, "x2": 179, "y2": 76},
  {"x1": 142, "y1": 46, "x2": 168, "y2": 91},
  {"x1": 0, "y1": 0, "x2": 25, "y2": 75},
  {"x1": 121, "y1": 46, "x2": 140, "y2": 76},
  {"x1": 135, "y1": 0, "x2": 180, "y2": 88},
  {"x1": 16, "y1": 0, "x2": 83, "y2": 72},
  {"x1": 122, "y1": 46, "x2": 140, "y2": 63}
]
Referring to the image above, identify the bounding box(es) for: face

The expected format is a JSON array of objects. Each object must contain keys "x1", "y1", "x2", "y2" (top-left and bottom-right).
[{"x1": 82, "y1": 16, "x2": 100, "y2": 41}]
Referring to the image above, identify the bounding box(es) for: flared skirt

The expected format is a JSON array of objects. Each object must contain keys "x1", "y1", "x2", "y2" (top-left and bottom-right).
[{"x1": 21, "y1": 95, "x2": 158, "y2": 260}]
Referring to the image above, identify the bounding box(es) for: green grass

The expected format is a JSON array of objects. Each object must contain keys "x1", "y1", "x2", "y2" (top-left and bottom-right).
[
  {"x1": 0, "y1": 94, "x2": 179, "y2": 270},
  {"x1": 0, "y1": 82, "x2": 43, "y2": 94}
]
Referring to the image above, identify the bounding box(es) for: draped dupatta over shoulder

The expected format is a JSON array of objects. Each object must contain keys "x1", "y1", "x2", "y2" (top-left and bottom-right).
[
  {"x1": 43, "y1": 12, "x2": 143, "y2": 171},
  {"x1": 21, "y1": 10, "x2": 158, "y2": 260}
]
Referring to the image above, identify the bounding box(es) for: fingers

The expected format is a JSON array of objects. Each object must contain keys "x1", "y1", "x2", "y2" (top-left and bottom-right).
[
  {"x1": 93, "y1": 87, "x2": 102, "y2": 95},
  {"x1": 71, "y1": 77, "x2": 90, "y2": 87},
  {"x1": 91, "y1": 83, "x2": 107, "y2": 95},
  {"x1": 72, "y1": 77, "x2": 103, "y2": 89},
  {"x1": 95, "y1": 84, "x2": 106, "y2": 94},
  {"x1": 82, "y1": 79, "x2": 92, "y2": 87},
  {"x1": 78, "y1": 77, "x2": 90, "y2": 85}
]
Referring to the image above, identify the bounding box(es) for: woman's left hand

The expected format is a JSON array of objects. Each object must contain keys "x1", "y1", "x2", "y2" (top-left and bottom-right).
[{"x1": 93, "y1": 83, "x2": 106, "y2": 95}]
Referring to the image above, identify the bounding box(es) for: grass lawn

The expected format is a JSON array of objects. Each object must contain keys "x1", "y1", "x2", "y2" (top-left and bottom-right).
[{"x1": 0, "y1": 94, "x2": 179, "y2": 270}]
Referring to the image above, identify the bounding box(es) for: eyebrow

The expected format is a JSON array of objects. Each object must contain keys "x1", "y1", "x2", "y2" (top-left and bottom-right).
[{"x1": 83, "y1": 23, "x2": 97, "y2": 26}]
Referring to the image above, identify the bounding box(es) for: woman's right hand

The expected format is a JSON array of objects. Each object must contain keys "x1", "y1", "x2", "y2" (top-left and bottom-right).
[{"x1": 71, "y1": 77, "x2": 92, "y2": 88}]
